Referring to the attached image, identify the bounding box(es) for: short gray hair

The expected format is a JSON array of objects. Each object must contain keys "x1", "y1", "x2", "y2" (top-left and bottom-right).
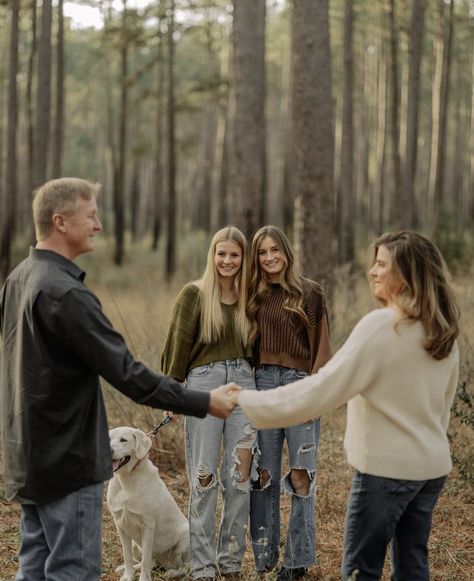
[{"x1": 33, "y1": 177, "x2": 100, "y2": 240}]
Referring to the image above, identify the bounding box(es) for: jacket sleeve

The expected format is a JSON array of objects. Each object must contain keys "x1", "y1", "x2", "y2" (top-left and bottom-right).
[
  {"x1": 239, "y1": 310, "x2": 384, "y2": 428},
  {"x1": 161, "y1": 284, "x2": 201, "y2": 382},
  {"x1": 50, "y1": 286, "x2": 209, "y2": 417}
]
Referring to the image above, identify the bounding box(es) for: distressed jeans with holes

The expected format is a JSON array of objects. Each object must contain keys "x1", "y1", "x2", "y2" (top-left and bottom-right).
[
  {"x1": 185, "y1": 358, "x2": 257, "y2": 580},
  {"x1": 342, "y1": 471, "x2": 447, "y2": 581},
  {"x1": 250, "y1": 365, "x2": 319, "y2": 572}
]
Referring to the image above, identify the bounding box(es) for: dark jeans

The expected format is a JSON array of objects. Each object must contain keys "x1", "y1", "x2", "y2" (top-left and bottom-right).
[{"x1": 342, "y1": 471, "x2": 446, "y2": 581}]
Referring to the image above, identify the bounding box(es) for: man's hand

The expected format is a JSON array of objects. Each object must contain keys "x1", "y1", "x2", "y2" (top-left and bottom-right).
[
  {"x1": 208, "y1": 383, "x2": 241, "y2": 418},
  {"x1": 163, "y1": 410, "x2": 180, "y2": 423}
]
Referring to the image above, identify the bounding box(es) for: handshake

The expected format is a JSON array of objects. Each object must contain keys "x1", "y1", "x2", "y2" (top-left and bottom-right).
[{"x1": 208, "y1": 382, "x2": 241, "y2": 418}]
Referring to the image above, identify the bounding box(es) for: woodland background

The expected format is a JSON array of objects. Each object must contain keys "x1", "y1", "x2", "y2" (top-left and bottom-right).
[{"x1": 0, "y1": 0, "x2": 473, "y2": 579}]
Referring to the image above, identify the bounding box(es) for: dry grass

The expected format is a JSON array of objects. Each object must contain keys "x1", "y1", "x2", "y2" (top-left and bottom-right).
[{"x1": 0, "y1": 242, "x2": 473, "y2": 580}]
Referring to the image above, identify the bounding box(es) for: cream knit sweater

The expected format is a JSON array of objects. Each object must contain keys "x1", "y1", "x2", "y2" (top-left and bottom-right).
[{"x1": 239, "y1": 307, "x2": 459, "y2": 480}]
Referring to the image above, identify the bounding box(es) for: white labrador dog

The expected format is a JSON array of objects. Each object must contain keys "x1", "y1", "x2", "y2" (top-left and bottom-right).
[{"x1": 107, "y1": 426, "x2": 190, "y2": 581}]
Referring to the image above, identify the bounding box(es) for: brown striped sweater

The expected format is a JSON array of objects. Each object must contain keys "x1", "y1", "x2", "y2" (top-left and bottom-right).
[{"x1": 256, "y1": 278, "x2": 332, "y2": 374}]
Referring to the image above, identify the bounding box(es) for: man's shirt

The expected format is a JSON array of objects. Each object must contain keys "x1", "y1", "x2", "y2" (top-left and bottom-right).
[{"x1": 0, "y1": 248, "x2": 209, "y2": 504}]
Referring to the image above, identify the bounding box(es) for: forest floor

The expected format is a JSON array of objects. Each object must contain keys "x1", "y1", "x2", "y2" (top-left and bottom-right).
[
  {"x1": 1, "y1": 407, "x2": 473, "y2": 580},
  {"x1": 0, "y1": 242, "x2": 473, "y2": 580}
]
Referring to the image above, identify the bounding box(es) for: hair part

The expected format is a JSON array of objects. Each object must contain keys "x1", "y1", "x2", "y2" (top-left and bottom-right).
[
  {"x1": 198, "y1": 226, "x2": 250, "y2": 345},
  {"x1": 247, "y1": 225, "x2": 312, "y2": 343},
  {"x1": 33, "y1": 177, "x2": 101, "y2": 240},
  {"x1": 370, "y1": 230, "x2": 460, "y2": 360}
]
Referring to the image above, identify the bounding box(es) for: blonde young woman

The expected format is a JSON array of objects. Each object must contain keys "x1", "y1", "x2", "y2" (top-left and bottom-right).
[
  {"x1": 161, "y1": 226, "x2": 257, "y2": 581},
  {"x1": 246, "y1": 226, "x2": 332, "y2": 581},
  {"x1": 233, "y1": 230, "x2": 460, "y2": 581}
]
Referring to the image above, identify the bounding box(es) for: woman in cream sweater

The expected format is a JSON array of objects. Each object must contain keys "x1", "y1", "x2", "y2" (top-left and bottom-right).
[{"x1": 233, "y1": 230, "x2": 460, "y2": 581}]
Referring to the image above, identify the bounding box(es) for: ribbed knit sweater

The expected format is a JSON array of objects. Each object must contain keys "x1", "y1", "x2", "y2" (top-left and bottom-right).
[
  {"x1": 257, "y1": 278, "x2": 331, "y2": 373},
  {"x1": 161, "y1": 283, "x2": 252, "y2": 382}
]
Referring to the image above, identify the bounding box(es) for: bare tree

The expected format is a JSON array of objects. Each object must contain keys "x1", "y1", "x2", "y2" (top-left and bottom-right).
[
  {"x1": 165, "y1": 0, "x2": 176, "y2": 279},
  {"x1": 152, "y1": 16, "x2": 165, "y2": 251},
  {"x1": 33, "y1": 0, "x2": 53, "y2": 190},
  {"x1": 427, "y1": 0, "x2": 454, "y2": 230},
  {"x1": 231, "y1": 0, "x2": 266, "y2": 240},
  {"x1": 0, "y1": 0, "x2": 19, "y2": 278},
  {"x1": 291, "y1": 0, "x2": 335, "y2": 300},
  {"x1": 52, "y1": 0, "x2": 64, "y2": 177},
  {"x1": 26, "y1": 0, "x2": 37, "y2": 205},
  {"x1": 404, "y1": 0, "x2": 425, "y2": 228},
  {"x1": 113, "y1": 0, "x2": 129, "y2": 265},
  {"x1": 388, "y1": 0, "x2": 403, "y2": 227},
  {"x1": 339, "y1": 0, "x2": 355, "y2": 265}
]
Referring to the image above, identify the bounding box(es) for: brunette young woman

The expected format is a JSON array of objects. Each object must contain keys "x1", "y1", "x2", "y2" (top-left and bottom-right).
[
  {"x1": 234, "y1": 230, "x2": 460, "y2": 581},
  {"x1": 161, "y1": 226, "x2": 257, "y2": 581},
  {"x1": 246, "y1": 225, "x2": 332, "y2": 581}
]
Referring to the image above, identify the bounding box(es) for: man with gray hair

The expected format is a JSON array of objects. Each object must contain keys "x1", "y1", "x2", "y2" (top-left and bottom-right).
[{"x1": 0, "y1": 177, "x2": 237, "y2": 580}]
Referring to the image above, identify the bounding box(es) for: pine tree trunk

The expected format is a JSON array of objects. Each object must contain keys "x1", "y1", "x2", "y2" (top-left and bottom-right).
[
  {"x1": 291, "y1": 0, "x2": 335, "y2": 300},
  {"x1": 427, "y1": 0, "x2": 454, "y2": 231},
  {"x1": 404, "y1": 0, "x2": 425, "y2": 228},
  {"x1": 113, "y1": 0, "x2": 128, "y2": 266},
  {"x1": 388, "y1": 0, "x2": 403, "y2": 227},
  {"x1": 33, "y1": 0, "x2": 53, "y2": 190},
  {"x1": 231, "y1": 0, "x2": 266, "y2": 240},
  {"x1": 152, "y1": 19, "x2": 164, "y2": 251},
  {"x1": 52, "y1": 0, "x2": 64, "y2": 177},
  {"x1": 0, "y1": 0, "x2": 20, "y2": 278},
  {"x1": 339, "y1": 0, "x2": 355, "y2": 265},
  {"x1": 166, "y1": 0, "x2": 176, "y2": 279}
]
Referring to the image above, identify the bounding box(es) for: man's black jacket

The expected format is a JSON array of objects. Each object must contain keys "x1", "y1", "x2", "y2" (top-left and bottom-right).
[{"x1": 0, "y1": 248, "x2": 209, "y2": 504}]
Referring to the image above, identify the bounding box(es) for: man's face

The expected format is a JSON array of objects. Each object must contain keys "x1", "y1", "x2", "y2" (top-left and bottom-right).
[{"x1": 61, "y1": 196, "x2": 102, "y2": 259}]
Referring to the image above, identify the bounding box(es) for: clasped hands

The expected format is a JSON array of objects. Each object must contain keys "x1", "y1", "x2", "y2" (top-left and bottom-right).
[
  {"x1": 208, "y1": 382, "x2": 241, "y2": 418},
  {"x1": 164, "y1": 382, "x2": 241, "y2": 421}
]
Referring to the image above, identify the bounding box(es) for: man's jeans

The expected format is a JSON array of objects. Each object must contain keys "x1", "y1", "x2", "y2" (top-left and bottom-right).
[
  {"x1": 185, "y1": 358, "x2": 257, "y2": 579},
  {"x1": 342, "y1": 471, "x2": 447, "y2": 581},
  {"x1": 250, "y1": 365, "x2": 319, "y2": 572},
  {"x1": 15, "y1": 482, "x2": 104, "y2": 581}
]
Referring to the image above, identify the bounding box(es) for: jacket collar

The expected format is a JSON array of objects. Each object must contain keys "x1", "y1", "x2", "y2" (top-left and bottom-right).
[{"x1": 29, "y1": 247, "x2": 86, "y2": 282}]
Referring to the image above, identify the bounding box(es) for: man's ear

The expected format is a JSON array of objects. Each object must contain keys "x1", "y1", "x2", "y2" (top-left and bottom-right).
[
  {"x1": 133, "y1": 429, "x2": 152, "y2": 460},
  {"x1": 52, "y1": 213, "x2": 67, "y2": 233}
]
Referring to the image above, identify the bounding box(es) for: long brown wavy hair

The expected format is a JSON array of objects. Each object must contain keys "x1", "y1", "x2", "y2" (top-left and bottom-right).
[
  {"x1": 247, "y1": 225, "x2": 311, "y2": 343},
  {"x1": 370, "y1": 230, "x2": 460, "y2": 360}
]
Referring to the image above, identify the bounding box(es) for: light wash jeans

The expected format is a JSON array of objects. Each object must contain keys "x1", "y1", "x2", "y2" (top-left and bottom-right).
[
  {"x1": 342, "y1": 471, "x2": 447, "y2": 581},
  {"x1": 15, "y1": 482, "x2": 104, "y2": 581},
  {"x1": 250, "y1": 365, "x2": 320, "y2": 572},
  {"x1": 185, "y1": 358, "x2": 257, "y2": 579}
]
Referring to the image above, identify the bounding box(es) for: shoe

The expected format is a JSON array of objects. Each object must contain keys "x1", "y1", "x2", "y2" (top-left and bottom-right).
[{"x1": 276, "y1": 567, "x2": 307, "y2": 580}]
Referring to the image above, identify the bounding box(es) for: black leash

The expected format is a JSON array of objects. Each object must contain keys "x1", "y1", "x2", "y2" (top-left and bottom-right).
[{"x1": 147, "y1": 414, "x2": 172, "y2": 438}]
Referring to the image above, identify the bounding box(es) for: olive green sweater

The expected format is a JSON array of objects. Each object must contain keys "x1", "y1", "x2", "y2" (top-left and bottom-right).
[{"x1": 161, "y1": 283, "x2": 252, "y2": 382}]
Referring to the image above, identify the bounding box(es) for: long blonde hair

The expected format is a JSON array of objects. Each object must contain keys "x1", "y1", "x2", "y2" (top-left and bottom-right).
[
  {"x1": 371, "y1": 230, "x2": 460, "y2": 360},
  {"x1": 198, "y1": 226, "x2": 250, "y2": 345},
  {"x1": 247, "y1": 225, "x2": 311, "y2": 343}
]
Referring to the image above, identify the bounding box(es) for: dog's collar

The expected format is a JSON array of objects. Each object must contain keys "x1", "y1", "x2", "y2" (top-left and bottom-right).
[{"x1": 131, "y1": 457, "x2": 145, "y2": 472}]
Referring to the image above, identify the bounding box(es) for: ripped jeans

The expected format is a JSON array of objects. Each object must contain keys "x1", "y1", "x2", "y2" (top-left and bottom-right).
[
  {"x1": 185, "y1": 358, "x2": 257, "y2": 579},
  {"x1": 250, "y1": 365, "x2": 320, "y2": 572}
]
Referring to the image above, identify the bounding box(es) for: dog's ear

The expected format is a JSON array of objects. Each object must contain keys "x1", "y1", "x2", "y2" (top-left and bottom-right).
[{"x1": 133, "y1": 430, "x2": 152, "y2": 459}]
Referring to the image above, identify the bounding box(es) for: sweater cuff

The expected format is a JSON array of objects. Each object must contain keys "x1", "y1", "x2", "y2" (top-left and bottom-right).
[{"x1": 184, "y1": 389, "x2": 210, "y2": 418}]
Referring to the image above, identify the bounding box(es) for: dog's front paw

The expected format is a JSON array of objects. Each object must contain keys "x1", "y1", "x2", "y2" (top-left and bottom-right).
[{"x1": 117, "y1": 566, "x2": 134, "y2": 581}]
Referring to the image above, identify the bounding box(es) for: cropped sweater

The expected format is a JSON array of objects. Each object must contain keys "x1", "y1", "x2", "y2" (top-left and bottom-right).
[
  {"x1": 161, "y1": 283, "x2": 252, "y2": 382},
  {"x1": 256, "y1": 278, "x2": 331, "y2": 373},
  {"x1": 240, "y1": 308, "x2": 459, "y2": 480}
]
